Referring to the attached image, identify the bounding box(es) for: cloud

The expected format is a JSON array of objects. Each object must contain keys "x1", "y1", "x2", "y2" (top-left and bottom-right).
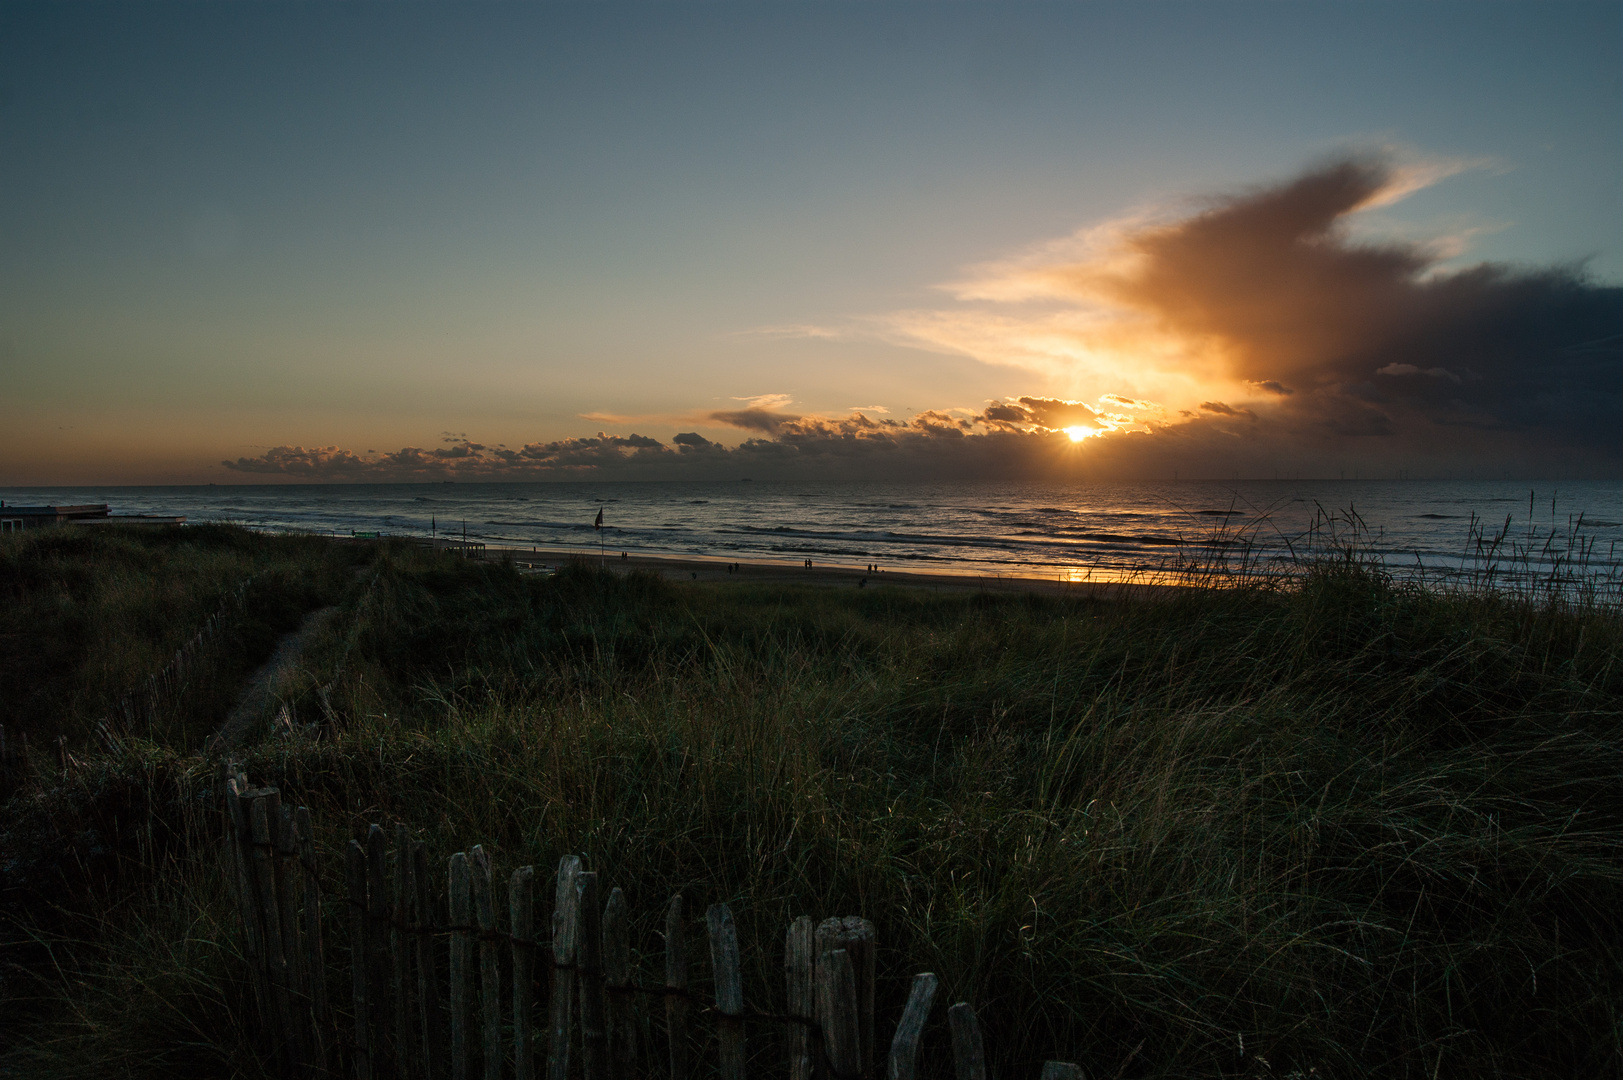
[
  {"x1": 1102, "y1": 156, "x2": 1622, "y2": 452},
  {"x1": 1100, "y1": 393, "x2": 1156, "y2": 409},
  {"x1": 1246, "y1": 380, "x2": 1293, "y2": 396},
  {"x1": 220, "y1": 445, "x2": 378, "y2": 477},
  {"x1": 733, "y1": 393, "x2": 794, "y2": 410},
  {"x1": 1376, "y1": 363, "x2": 1462, "y2": 383},
  {"x1": 707, "y1": 407, "x2": 800, "y2": 434},
  {"x1": 738, "y1": 324, "x2": 846, "y2": 340},
  {"x1": 881, "y1": 152, "x2": 1623, "y2": 469},
  {"x1": 223, "y1": 433, "x2": 679, "y2": 480},
  {"x1": 222, "y1": 392, "x2": 1174, "y2": 482},
  {"x1": 224, "y1": 154, "x2": 1623, "y2": 482},
  {"x1": 671, "y1": 431, "x2": 722, "y2": 453}
]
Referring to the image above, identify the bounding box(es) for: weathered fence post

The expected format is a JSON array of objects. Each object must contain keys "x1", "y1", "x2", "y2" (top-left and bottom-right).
[
  {"x1": 511, "y1": 866, "x2": 536, "y2": 1080},
  {"x1": 347, "y1": 840, "x2": 373, "y2": 1080},
  {"x1": 577, "y1": 872, "x2": 607, "y2": 1080},
  {"x1": 250, "y1": 793, "x2": 300, "y2": 1072},
  {"x1": 816, "y1": 918, "x2": 876, "y2": 1077},
  {"x1": 470, "y1": 846, "x2": 501, "y2": 1080},
  {"x1": 274, "y1": 801, "x2": 312, "y2": 1067},
  {"x1": 785, "y1": 916, "x2": 816, "y2": 1080},
  {"x1": 817, "y1": 948, "x2": 862, "y2": 1080},
  {"x1": 365, "y1": 826, "x2": 390, "y2": 1073},
  {"x1": 236, "y1": 805, "x2": 1048, "y2": 1080},
  {"x1": 393, "y1": 825, "x2": 414, "y2": 1080},
  {"x1": 886, "y1": 973, "x2": 939, "y2": 1080},
  {"x1": 547, "y1": 856, "x2": 583, "y2": 1080},
  {"x1": 664, "y1": 894, "x2": 689, "y2": 1080},
  {"x1": 947, "y1": 1003, "x2": 987, "y2": 1080},
  {"x1": 227, "y1": 779, "x2": 271, "y2": 1031},
  {"x1": 294, "y1": 806, "x2": 330, "y2": 1064},
  {"x1": 707, "y1": 903, "x2": 746, "y2": 1080},
  {"x1": 414, "y1": 843, "x2": 446, "y2": 1080},
  {"x1": 449, "y1": 851, "x2": 472, "y2": 1080},
  {"x1": 602, "y1": 887, "x2": 636, "y2": 1080}
]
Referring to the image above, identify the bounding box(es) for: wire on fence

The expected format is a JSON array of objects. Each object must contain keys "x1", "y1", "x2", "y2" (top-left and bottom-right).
[{"x1": 225, "y1": 776, "x2": 1088, "y2": 1080}]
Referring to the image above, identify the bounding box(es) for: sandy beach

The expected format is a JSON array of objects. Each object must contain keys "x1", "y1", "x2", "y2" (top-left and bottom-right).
[{"x1": 477, "y1": 543, "x2": 1186, "y2": 600}]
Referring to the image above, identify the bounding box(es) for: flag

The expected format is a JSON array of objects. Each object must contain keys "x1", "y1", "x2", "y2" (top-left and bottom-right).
[{"x1": 594, "y1": 508, "x2": 603, "y2": 530}]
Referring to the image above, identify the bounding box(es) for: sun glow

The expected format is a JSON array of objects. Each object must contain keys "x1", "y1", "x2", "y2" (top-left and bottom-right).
[{"x1": 1064, "y1": 425, "x2": 1093, "y2": 442}]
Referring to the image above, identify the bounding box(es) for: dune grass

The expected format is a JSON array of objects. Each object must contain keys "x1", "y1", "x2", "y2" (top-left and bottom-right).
[
  {"x1": 4, "y1": 533, "x2": 1623, "y2": 1077},
  {"x1": 0, "y1": 524, "x2": 366, "y2": 753}
]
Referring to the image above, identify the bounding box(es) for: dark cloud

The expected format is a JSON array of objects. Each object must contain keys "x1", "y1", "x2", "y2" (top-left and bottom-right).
[
  {"x1": 221, "y1": 445, "x2": 378, "y2": 477},
  {"x1": 222, "y1": 401, "x2": 1123, "y2": 482},
  {"x1": 671, "y1": 431, "x2": 716, "y2": 451},
  {"x1": 1016, "y1": 396, "x2": 1102, "y2": 430},
  {"x1": 1083, "y1": 155, "x2": 1623, "y2": 462},
  {"x1": 223, "y1": 432, "x2": 678, "y2": 480},
  {"x1": 1247, "y1": 380, "x2": 1293, "y2": 396},
  {"x1": 971, "y1": 396, "x2": 1115, "y2": 433},
  {"x1": 705, "y1": 408, "x2": 798, "y2": 434},
  {"x1": 1100, "y1": 393, "x2": 1156, "y2": 409},
  {"x1": 1198, "y1": 401, "x2": 1254, "y2": 420}
]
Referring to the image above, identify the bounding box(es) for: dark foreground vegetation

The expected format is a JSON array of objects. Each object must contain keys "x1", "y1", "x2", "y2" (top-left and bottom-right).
[
  {"x1": 3, "y1": 526, "x2": 1623, "y2": 1078},
  {"x1": 0, "y1": 524, "x2": 363, "y2": 751}
]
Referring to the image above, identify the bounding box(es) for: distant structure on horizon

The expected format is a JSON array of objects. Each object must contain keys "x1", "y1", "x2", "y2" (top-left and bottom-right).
[{"x1": 0, "y1": 503, "x2": 186, "y2": 532}]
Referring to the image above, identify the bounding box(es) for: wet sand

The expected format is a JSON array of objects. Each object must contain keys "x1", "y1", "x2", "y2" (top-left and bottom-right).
[{"x1": 478, "y1": 544, "x2": 1189, "y2": 601}]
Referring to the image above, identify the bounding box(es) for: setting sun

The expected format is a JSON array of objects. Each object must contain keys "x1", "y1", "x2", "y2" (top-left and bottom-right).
[{"x1": 1064, "y1": 425, "x2": 1093, "y2": 442}]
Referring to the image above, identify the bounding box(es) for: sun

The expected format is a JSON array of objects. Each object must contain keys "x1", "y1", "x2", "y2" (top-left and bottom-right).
[{"x1": 1064, "y1": 425, "x2": 1093, "y2": 442}]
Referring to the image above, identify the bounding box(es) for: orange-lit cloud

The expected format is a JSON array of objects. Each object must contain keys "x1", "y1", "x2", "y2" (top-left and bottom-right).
[
  {"x1": 881, "y1": 151, "x2": 1623, "y2": 463},
  {"x1": 224, "y1": 393, "x2": 1164, "y2": 481},
  {"x1": 223, "y1": 432, "x2": 675, "y2": 479},
  {"x1": 733, "y1": 393, "x2": 795, "y2": 410}
]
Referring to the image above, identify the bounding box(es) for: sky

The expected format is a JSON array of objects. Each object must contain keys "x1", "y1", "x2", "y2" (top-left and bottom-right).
[{"x1": 2, "y1": 2, "x2": 1621, "y2": 485}]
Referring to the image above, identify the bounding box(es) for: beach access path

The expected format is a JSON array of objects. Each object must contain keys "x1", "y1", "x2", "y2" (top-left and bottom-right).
[{"x1": 213, "y1": 606, "x2": 339, "y2": 751}]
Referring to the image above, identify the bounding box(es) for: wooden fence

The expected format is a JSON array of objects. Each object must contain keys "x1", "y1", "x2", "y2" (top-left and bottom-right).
[
  {"x1": 0, "y1": 581, "x2": 256, "y2": 796},
  {"x1": 118, "y1": 575, "x2": 256, "y2": 738},
  {"x1": 221, "y1": 768, "x2": 1086, "y2": 1080}
]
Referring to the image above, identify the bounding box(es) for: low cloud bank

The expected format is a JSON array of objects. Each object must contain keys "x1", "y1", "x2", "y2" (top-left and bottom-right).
[{"x1": 222, "y1": 397, "x2": 1154, "y2": 481}]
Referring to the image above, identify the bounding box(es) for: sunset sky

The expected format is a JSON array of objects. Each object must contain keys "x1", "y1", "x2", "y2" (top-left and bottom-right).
[{"x1": 3, "y1": 2, "x2": 1621, "y2": 484}]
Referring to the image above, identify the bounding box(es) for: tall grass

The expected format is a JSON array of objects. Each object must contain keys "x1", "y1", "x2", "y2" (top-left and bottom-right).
[
  {"x1": 0, "y1": 525, "x2": 366, "y2": 752},
  {"x1": 1160, "y1": 495, "x2": 1623, "y2": 610},
  {"x1": 5, "y1": 536, "x2": 1623, "y2": 1076}
]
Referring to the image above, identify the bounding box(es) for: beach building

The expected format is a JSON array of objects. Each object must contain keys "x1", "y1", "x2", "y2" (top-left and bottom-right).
[
  {"x1": 0, "y1": 503, "x2": 111, "y2": 531},
  {"x1": 0, "y1": 503, "x2": 185, "y2": 531}
]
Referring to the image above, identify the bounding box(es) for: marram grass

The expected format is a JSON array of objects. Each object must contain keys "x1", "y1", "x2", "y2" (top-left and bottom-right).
[{"x1": 4, "y1": 533, "x2": 1623, "y2": 1078}]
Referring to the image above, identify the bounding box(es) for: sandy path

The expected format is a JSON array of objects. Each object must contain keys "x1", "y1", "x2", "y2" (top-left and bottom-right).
[{"x1": 211, "y1": 606, "x2": 340, "y2": 753}]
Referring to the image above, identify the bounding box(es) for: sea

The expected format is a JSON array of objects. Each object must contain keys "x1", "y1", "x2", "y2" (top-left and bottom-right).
[{"x1": 5, "y1": 480, "x2": 1623, "y2": 587}]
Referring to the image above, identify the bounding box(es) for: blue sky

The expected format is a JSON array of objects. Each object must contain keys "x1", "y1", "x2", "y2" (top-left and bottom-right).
[{"x1": 3, "y1": 2, "x2": 1620, "y2": 482}]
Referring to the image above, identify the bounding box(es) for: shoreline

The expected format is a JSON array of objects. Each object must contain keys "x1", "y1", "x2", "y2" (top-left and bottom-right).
[{"x1": 470, "y1": 542, "x2": 1193, "y2": 600}]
